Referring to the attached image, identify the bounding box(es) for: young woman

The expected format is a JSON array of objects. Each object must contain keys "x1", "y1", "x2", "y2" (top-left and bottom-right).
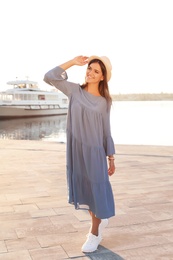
[{"x1": 44, "y1": 55, "x2": 116, "y2": 253}]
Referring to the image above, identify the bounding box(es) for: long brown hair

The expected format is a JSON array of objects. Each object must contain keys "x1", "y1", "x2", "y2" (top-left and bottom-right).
[{"x1": 81, "y1": 59, "x2": 112, "y2": 109}]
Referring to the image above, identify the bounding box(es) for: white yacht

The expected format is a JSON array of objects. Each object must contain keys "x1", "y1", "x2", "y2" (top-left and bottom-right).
[{"x1": 0, "y1": 80, "x2": 68, "y2": 119}]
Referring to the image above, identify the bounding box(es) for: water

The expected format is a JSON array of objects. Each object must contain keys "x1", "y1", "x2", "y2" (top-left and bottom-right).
[
  {"x1": 111, "y1": 101, "x2": 173, "y2": 146},
  {"x1": 0, "y1": 101, "x2": 173, "y2": 146},
  {"x1": 0, "y1": 115, "x2": 67, "y2": 143}
]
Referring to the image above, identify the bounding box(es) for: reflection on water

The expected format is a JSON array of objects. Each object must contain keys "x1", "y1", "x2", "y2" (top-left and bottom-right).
[{"x1": 0, "y1": 115, "x2": 67, "y2": 143}]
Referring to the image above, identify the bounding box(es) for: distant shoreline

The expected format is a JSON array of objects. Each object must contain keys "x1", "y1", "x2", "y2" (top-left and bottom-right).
[{"x1": 111, "y1": 93, "x2": 173, "y2": 101}]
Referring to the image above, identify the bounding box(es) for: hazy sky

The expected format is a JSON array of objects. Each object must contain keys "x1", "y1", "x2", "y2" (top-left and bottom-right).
[{"x1": 0, "y1": 0, "x2": 173, "y2": 94}]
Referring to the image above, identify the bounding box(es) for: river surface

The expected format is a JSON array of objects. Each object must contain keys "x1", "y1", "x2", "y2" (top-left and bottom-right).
[{"x1": 0, "y1": 101, "x2": 172, "y2": 146}]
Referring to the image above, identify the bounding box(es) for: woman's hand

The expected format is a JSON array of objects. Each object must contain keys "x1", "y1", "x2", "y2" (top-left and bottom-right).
[
  {"x1": 59, "y1": 56, "x2": 88, "y2": 70},
  {"x1": 73, "y1": 56, "x2": 89, "y2": 66},
  {"x1": 108, "y1": 160, "x2": 116, "y2": 176}
]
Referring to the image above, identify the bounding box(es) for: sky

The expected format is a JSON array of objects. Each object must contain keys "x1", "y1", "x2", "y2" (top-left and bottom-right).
[{"x1": 0, "y1": 0, "x2": 173, "y2": 94}]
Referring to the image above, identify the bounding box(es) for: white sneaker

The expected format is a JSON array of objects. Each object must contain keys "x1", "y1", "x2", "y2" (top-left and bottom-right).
[{"x1": 81, "y1": 233, "x2": 101, "y2": 253}]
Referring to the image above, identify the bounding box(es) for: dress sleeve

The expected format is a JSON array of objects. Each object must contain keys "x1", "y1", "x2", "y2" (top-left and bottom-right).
[
  {"x1": 103, "y1": 108, "x2": 116, "y2": 156},
  {"x1": 44, "y1": 66, "x2": 79, "y2": 97}
]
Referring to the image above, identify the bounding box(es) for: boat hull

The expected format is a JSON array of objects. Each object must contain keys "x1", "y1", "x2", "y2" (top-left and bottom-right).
[{"x1": 0, "y1": 106, "x2": 68, "y2": 119}]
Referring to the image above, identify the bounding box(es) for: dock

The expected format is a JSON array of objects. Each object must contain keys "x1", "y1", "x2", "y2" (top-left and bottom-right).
[{"x1": 0, "y1": 140, "x2": 173, "y2": 259}]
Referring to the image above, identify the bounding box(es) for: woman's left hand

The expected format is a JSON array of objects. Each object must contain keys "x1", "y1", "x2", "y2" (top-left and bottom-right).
[
  {"x1": 73, "y1": 56, "x2": 89, "y2": 66},
  {"x1": 108, "y1": 160, "x2": 116, "y2": 176}
]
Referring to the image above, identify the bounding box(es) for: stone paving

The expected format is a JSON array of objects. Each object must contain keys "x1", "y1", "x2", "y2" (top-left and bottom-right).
[{"x1": 0, "y1": 139, "x2": 173, "y2": 260}]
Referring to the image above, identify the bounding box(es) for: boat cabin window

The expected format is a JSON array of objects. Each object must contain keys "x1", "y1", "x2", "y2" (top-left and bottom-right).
[
  {"x1": 62, "y1": 98, "x2": 68, "y2": 104},
  {"x1": 0, "y1": 93, "x2": 13, "y2": 101},
  {"x1": 38, "y1": 95, "x2": 45, "y2": 100},
  {"x1": 17, "y1": 84, "x2": 26, "y2": 88}
]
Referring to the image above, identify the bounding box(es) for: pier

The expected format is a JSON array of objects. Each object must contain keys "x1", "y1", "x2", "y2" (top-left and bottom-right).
[{"x1": 0, "y1": 140, "x2": 173, "y2": 259}]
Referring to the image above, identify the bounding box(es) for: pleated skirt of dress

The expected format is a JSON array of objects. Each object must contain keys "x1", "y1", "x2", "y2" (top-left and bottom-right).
[{"x1": 66, "y1": 130, "x2": 115, "y2": 219}]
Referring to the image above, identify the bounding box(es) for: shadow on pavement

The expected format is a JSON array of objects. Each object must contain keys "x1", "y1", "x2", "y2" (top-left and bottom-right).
[{"x1": 84, "y1": 245, "x2": 125, "y2": 260}]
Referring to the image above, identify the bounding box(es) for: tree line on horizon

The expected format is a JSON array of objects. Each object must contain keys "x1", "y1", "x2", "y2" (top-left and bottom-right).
[{"x1": 111, "y1": 93, "x2": 173, "y2": 101}]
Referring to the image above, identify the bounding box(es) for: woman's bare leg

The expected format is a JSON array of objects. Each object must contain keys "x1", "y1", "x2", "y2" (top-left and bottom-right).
[{"x1": 89, "y1": 210, "x2": 101, "y2": 236}]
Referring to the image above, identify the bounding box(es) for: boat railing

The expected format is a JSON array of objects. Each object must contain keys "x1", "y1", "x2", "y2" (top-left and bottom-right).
[{"x1": 0, "y1": 99, "x2": 68, "y2": 105}]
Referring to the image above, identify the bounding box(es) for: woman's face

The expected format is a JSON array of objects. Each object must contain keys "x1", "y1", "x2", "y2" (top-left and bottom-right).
[{"x1": 85, "y1": 62, "x2": 104, "y2": 84}]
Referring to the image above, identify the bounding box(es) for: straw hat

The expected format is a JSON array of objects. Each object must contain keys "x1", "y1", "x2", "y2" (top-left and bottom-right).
[{"x1": 88, "y1": 55, "x2": 112, "y2": 82}]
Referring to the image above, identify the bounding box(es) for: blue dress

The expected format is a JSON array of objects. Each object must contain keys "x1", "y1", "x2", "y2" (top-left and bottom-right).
[{"x1": 44, "y1": 66, "x2": 115, "y2": 219}]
